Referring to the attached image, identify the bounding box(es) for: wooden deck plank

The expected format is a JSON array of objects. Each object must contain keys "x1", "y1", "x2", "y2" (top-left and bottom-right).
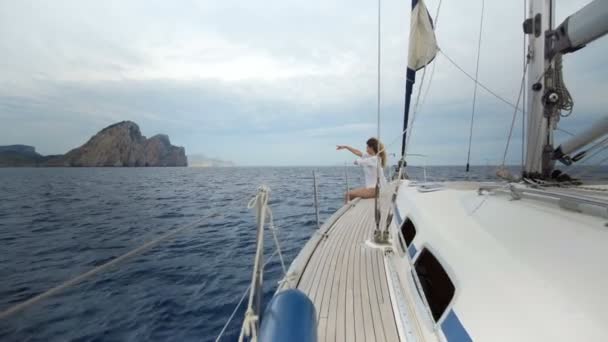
[
  {"x1": 307, "y1": 212, "x2": 350, "y2": 306},
  {"x1": 296, "y1": 199, "x2": 399, "y2": 342},
  {"x1": 317, "y1": 209, "x2": 357, "y2": 341},
  {"x1": 332, "y1": 203, "x2": 360, "y2": 342},
  {"x1": 352, "y1": 204, "x2": 367, "y2": 342},
  {"x1": 371, "y1": 244, "x2": 384, "y2": 304},
  {"x1": 358, "y1": 206, "x2": 377, "y2": 342},
  {"x1": 299, "y1": 203, "x2": 357, "y2": 295},
  {"x1": 300, "y1": 231, "x2": 332, "y2": 296},
  {"x1": 344, "y1": 206, "x2": 359, "y2": 342},
  {"x1": 299, "y1": 240, "x2": 327, "y2": 295},
  {"x1": 317, "y1": 211, "x2": 351, "y2": 310},
  {"x1": 322, "y1": 204, "x2": 364, "y2": 341},
  {"x1": 365, "y1": 245, "x2": 387, "y2": 342}
]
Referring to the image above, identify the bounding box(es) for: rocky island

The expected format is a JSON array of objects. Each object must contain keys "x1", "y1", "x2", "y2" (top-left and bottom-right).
[{"x1": 0, "y1": 121, "x2": 187, "y2": 167}]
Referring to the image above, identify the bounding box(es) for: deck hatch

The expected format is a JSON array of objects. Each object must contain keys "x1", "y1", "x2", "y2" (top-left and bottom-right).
[{"x1": 414, "y1": 248, "x2": 455, "y2": 322}]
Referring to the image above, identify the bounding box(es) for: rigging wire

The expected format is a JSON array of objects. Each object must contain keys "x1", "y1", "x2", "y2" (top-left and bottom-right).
[
  {"x1": 438, "y1": 50, "x2": 523, "y2": 112},
  {"x1": 433, "y1": 0, "x2": 443, "y2": 25},
  {"x1": 556, "y1": 126, "x2": 575, "y2": 136},
  {"x1": 215, "y1": 250, "x2": 279, "y2": 342},
  {"x1": 374, "y1": 0, "x2": 382, "y2": 232},
  {"x1": 402, "y1": 0, "x2": 443, "y2": 158},
  {"x1": 501, "y1": 62, "x2": 528, "y2": 166},
  {"x1": 404, "y1": 66, "x2": 429, "y2": 156},
  {"x1": 465, "y1": 0, "x2": 485, "y2": 172},
  {"x1": 0, "y1": 217, "x2": 207, "y2": 321},
  {"x1": 381, "y1": 47, "x2": 530, "y2": 164},
  {"x1": 417, "y1": 57, "x2": 438, "y2": 112}
]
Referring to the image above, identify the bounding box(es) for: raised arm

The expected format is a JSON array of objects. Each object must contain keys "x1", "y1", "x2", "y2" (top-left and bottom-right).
[{"x1": 336, "y1": 145, "x2": 363, "y2": 157}]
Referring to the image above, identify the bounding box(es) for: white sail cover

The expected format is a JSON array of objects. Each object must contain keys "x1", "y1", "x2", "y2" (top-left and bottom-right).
[{"x1": 408, "y1": 0, "x2": 438, "y2": 70}]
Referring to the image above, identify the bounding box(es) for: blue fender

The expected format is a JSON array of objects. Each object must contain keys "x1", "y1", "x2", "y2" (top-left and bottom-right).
[{"x1": 259, "y1": 289, "x2": 317, "y2": 342}]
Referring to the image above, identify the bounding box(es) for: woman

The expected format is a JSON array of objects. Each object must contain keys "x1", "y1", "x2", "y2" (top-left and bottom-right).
[{"x1": 337, "y1": 137, "x2": 387, "y2": 203}]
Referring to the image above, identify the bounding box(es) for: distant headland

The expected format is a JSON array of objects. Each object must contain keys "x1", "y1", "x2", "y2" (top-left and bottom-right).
[{"x1": 0, "y1": 121, "x2": 188, "y2": 167}]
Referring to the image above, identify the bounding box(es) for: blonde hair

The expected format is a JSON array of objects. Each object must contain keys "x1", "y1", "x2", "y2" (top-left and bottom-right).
[{"x1": 366, "y1": 137, "x2": 387, "y2": 168}]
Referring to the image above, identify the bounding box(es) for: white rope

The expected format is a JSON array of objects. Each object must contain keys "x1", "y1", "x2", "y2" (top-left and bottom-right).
[
  {"x1": 246, "y1": 187, "x2": 288, "y2": 284},
  {"x1": 241, "y1": 309, "x2": 259, "y2": 342},
  {"x1": 214, "y1": 250, "x2": 279, "y2": 342},
  {"x1": 0, "y1": 217, "x2": 206, "y2": 321},
  {"x1": 239, "y1": 186, "x2": 290, "y2": 342},
  {"x1": 239, "y1": 187, "x2": 270, "y2": 342}
]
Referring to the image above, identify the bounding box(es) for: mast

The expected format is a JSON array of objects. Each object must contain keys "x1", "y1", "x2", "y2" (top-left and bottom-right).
[
  {"x1": 524, "y1": 0, "x2": 555, "y2": 178},
  {"x1": 399, "y1": 0, "x2": 418, "y2": 166},
  {"x1": 524, "y1": 0, "x2": 608, "y2": 178}
]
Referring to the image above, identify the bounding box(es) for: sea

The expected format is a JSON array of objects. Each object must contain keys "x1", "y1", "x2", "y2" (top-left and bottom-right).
[{"x1": 0, "y1": 165, "x2": 605, "y2": 341}]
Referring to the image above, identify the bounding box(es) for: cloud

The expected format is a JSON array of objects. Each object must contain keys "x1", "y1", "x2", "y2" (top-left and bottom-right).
[{"x1": 0, "y1": 0, "x2": 606, "y2": 166}]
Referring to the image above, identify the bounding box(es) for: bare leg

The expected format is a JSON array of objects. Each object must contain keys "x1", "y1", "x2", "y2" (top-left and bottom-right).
[{"x1": 346, "y1": 187, "x2": 377, "y2": 202}]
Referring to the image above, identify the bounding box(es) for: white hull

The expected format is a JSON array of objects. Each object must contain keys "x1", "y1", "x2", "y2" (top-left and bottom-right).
[{"x1": 281, "y1": 179, "x2": 608, "y2": 341}]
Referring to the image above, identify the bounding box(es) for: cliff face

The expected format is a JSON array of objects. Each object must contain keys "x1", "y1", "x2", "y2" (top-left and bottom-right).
[
  {"x1": 144, "y1": 134, "x2": 187, "y2": 167},
  {"x1": 60, "y1": 121, "x2": 187, "y2": 167},
  {"x1": 0, "y1": 121, "x2": 187, "y2": 167}
]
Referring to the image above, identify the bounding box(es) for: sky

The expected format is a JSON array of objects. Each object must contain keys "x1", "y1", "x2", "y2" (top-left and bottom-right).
[{"x1": 0, "y1": 0, "x2": 606, "y2": 166}]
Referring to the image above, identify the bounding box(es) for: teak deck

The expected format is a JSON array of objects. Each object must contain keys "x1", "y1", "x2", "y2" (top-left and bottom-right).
[{"x1": 297, "y1": 199, "x2": 399, "y2": 342}]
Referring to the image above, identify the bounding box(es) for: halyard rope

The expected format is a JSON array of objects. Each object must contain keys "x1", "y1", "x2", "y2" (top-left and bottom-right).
[
  {"x1": 465, "y1": 0, "x2": 485, "y2": 172},
  {"x1": 501, "y1": 61, "x2": 529, "y2": 167}
]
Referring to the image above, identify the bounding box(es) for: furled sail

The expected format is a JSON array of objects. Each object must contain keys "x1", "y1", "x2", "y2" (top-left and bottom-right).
[
  {"x1": 408, "y1": 0, "x2": 437, "y2": 70},
  {"x1": 400, "y1": 0, "x2": 438, "y2": 158}
]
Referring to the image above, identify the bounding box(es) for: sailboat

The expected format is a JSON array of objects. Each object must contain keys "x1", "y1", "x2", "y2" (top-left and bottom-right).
[{"x1": 235, "y1": 0, "x2": 608, "y2": 341}]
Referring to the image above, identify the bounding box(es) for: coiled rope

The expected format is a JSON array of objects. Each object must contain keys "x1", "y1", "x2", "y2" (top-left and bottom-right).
[{"x1": 554, "y1": 53, "x2": 574, "y2": 116}]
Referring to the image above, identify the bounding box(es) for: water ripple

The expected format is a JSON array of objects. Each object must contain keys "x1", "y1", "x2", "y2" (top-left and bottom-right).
[{"x1": 0, "y1": 165, "x2": 571, "y2": 341}]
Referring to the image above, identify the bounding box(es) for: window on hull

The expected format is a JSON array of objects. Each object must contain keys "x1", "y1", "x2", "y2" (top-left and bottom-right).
[
  {"x1": 400, "y1": 218, "x2": 416, "y2": 247},
  {"x1": 414, "y1": 248, "x2": 455, "y2": 322}
]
